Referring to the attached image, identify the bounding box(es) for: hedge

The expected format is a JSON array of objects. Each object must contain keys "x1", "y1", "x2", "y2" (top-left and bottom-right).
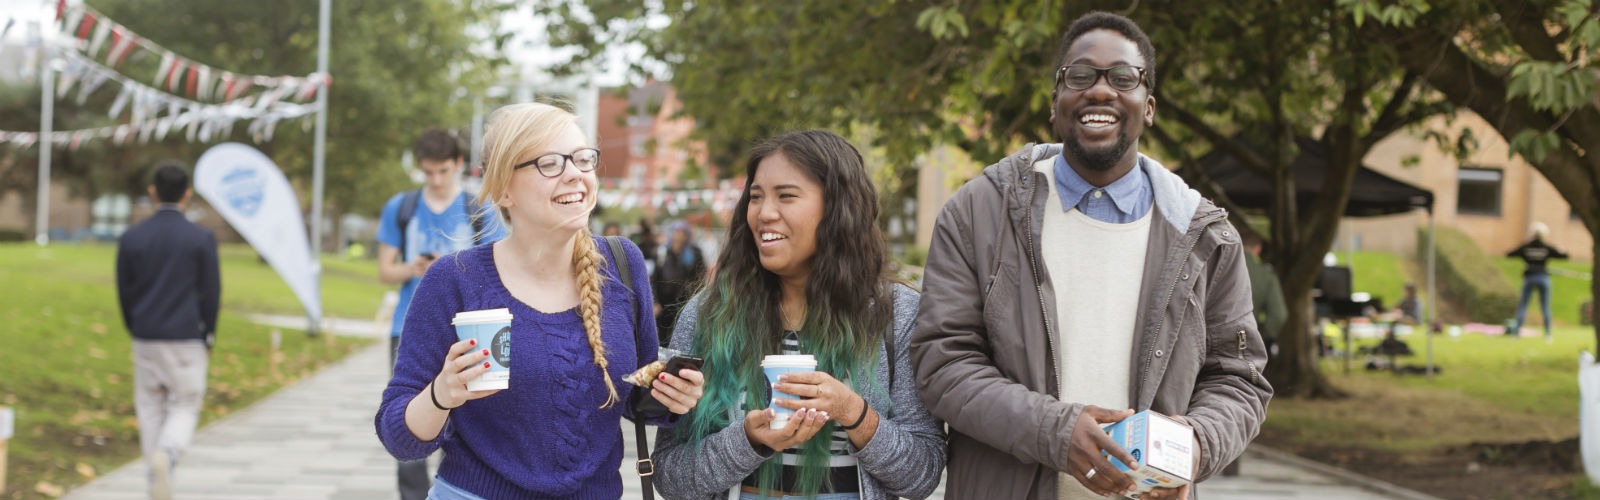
[{"x1": 1419, "y1": 226, "x2": 1518, "y2": 323}]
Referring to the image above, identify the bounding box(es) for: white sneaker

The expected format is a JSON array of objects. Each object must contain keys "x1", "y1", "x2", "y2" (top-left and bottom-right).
[{"x1": 150, "y1": 449, "x2": 172, "y2": 500}]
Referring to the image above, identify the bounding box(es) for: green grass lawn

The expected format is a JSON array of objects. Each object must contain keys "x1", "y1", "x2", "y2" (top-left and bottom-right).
[
  {"x1": 1240, "y1": 250, "x2": 1592, "y2": 449},
  {"x1": 1265, "y1": 324, "x2": 1600, "y2": 498},
  {"x1": 1268, "y1": 325, "x2": 1591, "y2": 452},
  {"x1": 0, "y1": 243, "x2": 377, "y2": 499},
  {"x1": 217, "y1": 244, "x2": 391, "y2": 319},
  {"x1": 1269, "y1": 250, "x2": 1599, "y2": 497},
  {"x1": 1496, "y1": 257, "x2": 1593, "y2": 327},
  {"x1": 1348, "y1": 250, "x2": 1412, "y2": 307}
]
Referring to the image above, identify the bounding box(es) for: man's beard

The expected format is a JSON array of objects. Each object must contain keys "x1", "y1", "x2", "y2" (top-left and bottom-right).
[{"x1": 1062, "y1": 126, "x2": 1134, "y2": 172}]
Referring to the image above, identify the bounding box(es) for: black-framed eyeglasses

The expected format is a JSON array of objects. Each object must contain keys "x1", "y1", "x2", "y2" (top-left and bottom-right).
[
  {"x1": 514, "y1": 148, "x2": 601, "y2": 177},
  {"x1": 1056, "y1": 64, "x2": 1147, "y2": 92}
]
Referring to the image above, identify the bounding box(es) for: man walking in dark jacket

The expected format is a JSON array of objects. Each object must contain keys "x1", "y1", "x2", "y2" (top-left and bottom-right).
[
  {"x1": 910, "y1": 12, "x2": 1271, "y2": 500},
  {"x1": 116, "y1": 161, "x2": 220, "y2": 500}
]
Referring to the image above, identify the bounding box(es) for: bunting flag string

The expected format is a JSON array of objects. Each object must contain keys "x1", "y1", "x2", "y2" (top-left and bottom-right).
[
  {"x1": 1, "y1": 48, "x2": 322, "y2": 152},
  {"x1": 51, "y1": 49, "x2": 320, "y2": 125},
  {"x1": 593, "y1": 185, "x2": 746, "y2": 214},
  {"x1": 53, "y1": 1, "x2": 328, "y2": 104}
]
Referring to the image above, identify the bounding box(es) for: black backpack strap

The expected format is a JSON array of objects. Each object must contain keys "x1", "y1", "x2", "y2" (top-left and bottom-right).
[
  {"x1": 604, "y1": 236, "x2": 642, "y2": 345},
  {"x1": 601, "y1": 235, "x2": 655, "y2": 500},
  {"x1": 395, "y1": 189, "x2": 422, "y2": 257}
]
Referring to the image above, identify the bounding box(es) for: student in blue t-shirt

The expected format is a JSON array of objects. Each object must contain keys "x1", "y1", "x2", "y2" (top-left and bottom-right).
[{"x1": 375, "y1": 128, "x2": 506, "y2": 500}]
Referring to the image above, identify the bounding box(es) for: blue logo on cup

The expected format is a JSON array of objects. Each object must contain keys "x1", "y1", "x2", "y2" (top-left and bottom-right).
[
  {"x1": 221, "y1": 166, "x2": 264, "y2": 217},
  {"x1": 491, "y1": 326, "x2": 511, "y2": 366}
]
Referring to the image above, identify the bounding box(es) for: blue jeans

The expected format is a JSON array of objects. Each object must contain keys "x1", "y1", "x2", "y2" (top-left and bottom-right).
[
  {"x1": 428, "y1": 476, "x2": 487, "y2": 500},
  {"x1": 1512, "y1": 273, "x2": 1555, "y2": 337}
]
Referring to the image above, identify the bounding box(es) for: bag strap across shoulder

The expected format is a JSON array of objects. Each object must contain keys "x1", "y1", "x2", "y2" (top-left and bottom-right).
[{"x1": 601, "y1": 235, "x2": 656, "y2": 500}]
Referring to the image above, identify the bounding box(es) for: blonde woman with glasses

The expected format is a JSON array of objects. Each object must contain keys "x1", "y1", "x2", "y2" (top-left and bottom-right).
[{"x1": 376, "y1": 102, "x2": 705, "y2": 500}]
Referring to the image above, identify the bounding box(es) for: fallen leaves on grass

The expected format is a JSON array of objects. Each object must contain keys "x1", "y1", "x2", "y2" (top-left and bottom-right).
[
  {"x1": 33, "y1": 481, "x2": 63, "y2": 497},
  {"x1": 74, "y1": 462, "x2": 95, "y2": 479}
]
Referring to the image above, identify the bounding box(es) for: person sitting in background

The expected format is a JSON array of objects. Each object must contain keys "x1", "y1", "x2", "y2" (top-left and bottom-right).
[{"x1": 1394, "y1": 282, "x2": 1422, "y2": 325}]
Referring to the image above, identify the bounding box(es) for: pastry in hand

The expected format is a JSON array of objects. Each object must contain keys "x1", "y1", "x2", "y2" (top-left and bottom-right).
[{"x1": 625, "y1": 360, "x2": 666, "y2": 388}]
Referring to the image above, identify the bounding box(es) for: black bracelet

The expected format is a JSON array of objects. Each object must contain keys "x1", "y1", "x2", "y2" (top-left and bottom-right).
[
  {"x1": 429, "y1": 382, "x2": 458, "y2": 411},
  {"x1": 839, "y1": 399, "x2": 871, "y2": 430}
]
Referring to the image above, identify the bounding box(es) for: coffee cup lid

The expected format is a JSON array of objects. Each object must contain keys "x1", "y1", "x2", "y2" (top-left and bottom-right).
[
  {"x1": 761, "y1": 354, "x2": 817, "y2": 367},
  {"x1": 452, "y1": 308, "x2": 513, "y2": 325}
]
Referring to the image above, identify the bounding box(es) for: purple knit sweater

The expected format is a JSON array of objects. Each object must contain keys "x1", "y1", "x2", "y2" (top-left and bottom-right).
[{"x1": 376, "y1": 237, "x2": 664, "y2": 499}]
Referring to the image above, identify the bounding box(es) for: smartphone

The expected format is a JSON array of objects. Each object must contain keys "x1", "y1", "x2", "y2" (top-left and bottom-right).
[
  {"x1": 661, "y1": 354, "x2": 704, "y2": 378},
  {"x1": 419, "y1": 252, "x2": 437, "y2": 261}
]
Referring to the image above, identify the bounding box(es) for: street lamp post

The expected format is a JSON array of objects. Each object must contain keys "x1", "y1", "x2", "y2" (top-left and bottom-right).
[{"x1": 307, "y1": 0, "x2": 330, "y2": 334}]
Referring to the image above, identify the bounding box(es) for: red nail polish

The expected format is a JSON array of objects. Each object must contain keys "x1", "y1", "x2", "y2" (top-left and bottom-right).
[
  {"x1": 482, "y1": 349, "x2": 489, "y2": 356},
  {"x1": 659, "y1": 374, "x2": 668, "y2": 381},
  {"x1": 469, "y1": 339, "x2": 476, "y2": 346},
  {"x1": 484, "y1": 362, "x2": 490, "y2": 368}
]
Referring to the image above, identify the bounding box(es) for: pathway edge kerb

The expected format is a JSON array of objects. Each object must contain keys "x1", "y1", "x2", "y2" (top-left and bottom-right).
[{"x1": 1246, "y1": 444, "x2": 1441, "y2": 500}]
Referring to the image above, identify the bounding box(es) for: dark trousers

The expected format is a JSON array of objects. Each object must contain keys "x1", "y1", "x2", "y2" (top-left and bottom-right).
[
  {"x1": 1511, "y1": 273, "x2": 1555, "y2": 337},
  {"x1": 391, "y1": 337, "x2": 431, "y2": 500}
]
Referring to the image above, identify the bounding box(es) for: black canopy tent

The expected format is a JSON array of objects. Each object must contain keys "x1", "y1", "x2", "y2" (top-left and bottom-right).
[
  {"x1": 1188, "y1": 135, "x2": 1439, "y2": 375},
  {"x1": 1191, "y1": 135, "x2": 1434, "y2": 217}
]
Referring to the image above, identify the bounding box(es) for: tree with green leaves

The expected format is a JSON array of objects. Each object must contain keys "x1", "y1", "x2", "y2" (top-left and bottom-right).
[
  {"x1": 540, "y1": 0, "x2": 1450, "y2": 397},
  {"x1": 3, "y1": 0, "x2": 512, "y2": 241},
  {"x1": 1357, "y1": 0, "x2": 1600, "y2": 348},
  {"x1": 1141, "y1": 1, "x2": 1453, "y2": 397}
]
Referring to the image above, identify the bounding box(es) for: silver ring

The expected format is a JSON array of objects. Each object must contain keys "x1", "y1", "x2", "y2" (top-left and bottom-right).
[{"x1": 1085, "y1": 468, "x2": 1097, "y2": 480}]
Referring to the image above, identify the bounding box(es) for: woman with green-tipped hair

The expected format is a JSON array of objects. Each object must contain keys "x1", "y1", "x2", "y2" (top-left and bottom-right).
[{"x1": 651, "y1": 130, "x2": 945, "y2": 500}]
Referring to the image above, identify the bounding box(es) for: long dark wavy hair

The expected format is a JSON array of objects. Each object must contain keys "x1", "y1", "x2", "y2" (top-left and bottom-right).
[{"x1": 675, "y1": 130, "x2": 893, "y2": 496}]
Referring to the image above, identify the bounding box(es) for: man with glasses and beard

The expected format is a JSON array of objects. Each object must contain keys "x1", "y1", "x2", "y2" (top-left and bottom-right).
[{"x1": 910, "y1": 11, "x2": 1272, "y2": 500}]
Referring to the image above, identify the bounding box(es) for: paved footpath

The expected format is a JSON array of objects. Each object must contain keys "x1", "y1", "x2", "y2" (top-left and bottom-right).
[{"x1": 65, "y1": 339, "x2": 1433, "y2": 500}]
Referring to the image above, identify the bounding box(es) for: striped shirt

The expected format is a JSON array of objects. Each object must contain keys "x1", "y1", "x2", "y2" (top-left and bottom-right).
[{"x1": 736, "y1": 330, "x2": 861, "y2": 499}]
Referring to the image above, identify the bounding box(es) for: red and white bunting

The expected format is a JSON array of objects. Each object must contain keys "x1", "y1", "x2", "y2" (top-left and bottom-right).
[
  {"x1": 196, "y1": 66, "x2": 213, "y2": 101},
  {"x1": 105, "y1": 26, "x2": 136, "y2": 68},
  {"x1": 185, "y1": 65, "x2": 199, "y2": 98},
  {"x1": 74, "y1": 11, "x2": 96, "y2": 41},
  {"x1": 153, "y1": 52, "x2": 174, "y2": 88},
  {"x1": 295, "y1": 77, "x2": 316, "y2": 101},
  {"x1": 86, "y1": 18, "x2": 111, "y2": 58},
  {"x1": 223, "y1": 73, "x2": 252, "y2": 102},
  {"x1": 60, "y1": 7, "x2": 83, "y2": 39},
  {"x1": 165, "y1": 58, "x2": 187, "y2": 93}
]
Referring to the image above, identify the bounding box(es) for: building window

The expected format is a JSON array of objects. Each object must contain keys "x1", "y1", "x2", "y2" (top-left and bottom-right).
[{"x1": 1457, "y1": 167, "x2": 1502, "y2": 216}]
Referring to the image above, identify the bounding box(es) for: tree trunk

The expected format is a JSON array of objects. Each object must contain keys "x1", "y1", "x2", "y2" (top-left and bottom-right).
[{"x1": 1268, "y1": 285, "x2": 1339, "y2": 397}]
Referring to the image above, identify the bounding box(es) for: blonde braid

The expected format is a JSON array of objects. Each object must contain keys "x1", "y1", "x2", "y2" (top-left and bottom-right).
[{"x1": 573, "y1": 228, "x2": 621, "y2": 408}]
